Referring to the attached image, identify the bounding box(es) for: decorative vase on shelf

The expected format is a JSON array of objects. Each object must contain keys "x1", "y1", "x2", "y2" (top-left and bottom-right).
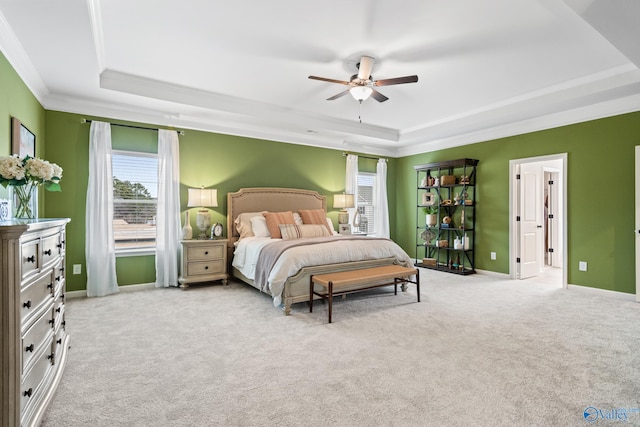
[
  {"x1": 426, "y1": 214, "x2": 437, "y2": 228},
  {"x1": 182, "y1": 211, "x2": 193, "y2": 240},
  {"x1": 11, "y1": 183, "x2": 38, "y2": 219}
]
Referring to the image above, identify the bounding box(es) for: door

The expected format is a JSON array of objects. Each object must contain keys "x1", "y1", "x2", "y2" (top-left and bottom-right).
[
  {"x1": 636, "y1": 146, "x2": 640, "y2": 302},
  {"x1": 518, "y1": 162, "x2": 543, "y2": 279}
]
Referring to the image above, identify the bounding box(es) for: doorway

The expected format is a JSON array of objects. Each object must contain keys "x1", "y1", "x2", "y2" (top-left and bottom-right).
[{"x1": 509, "y1": 154, "x2": 567, "y2": 288}]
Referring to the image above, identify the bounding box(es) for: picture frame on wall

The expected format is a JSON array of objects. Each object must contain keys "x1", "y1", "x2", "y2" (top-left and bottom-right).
[{"x1": 11, "y1": 117, "x2": 35, "y2": 157}]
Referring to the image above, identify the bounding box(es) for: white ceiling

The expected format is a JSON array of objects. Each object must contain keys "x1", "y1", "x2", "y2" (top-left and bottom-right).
[{"x1": 1, "y1": 0, "x2": 639, "y2": 157}]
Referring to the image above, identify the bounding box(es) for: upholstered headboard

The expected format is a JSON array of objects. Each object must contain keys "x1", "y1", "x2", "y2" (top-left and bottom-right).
[{"x1": 226, "y1": 187, "x2": 327, "y2": 249}]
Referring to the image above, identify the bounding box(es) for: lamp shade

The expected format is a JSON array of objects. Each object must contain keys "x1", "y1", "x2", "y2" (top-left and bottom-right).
[
  {"x1": 188, "y1": 188, "x2": 218, "y2": 208},
  {"x1": 333, "y1": 194, "x2": 354, "y2": 209}
]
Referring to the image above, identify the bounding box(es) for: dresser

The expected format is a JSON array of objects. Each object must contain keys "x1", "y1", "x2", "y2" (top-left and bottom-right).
[
  {"x1": 1, "y1": 218, "x2": 70, "y2": 427},
  {"x1": 178, "y1": 239, "x2": 228, "y2": 289}
]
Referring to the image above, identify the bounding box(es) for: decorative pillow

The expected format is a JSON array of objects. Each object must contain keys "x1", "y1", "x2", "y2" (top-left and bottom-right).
[
  {"x1": 279, "y1": 224, "x2": 331, "y2": 240},
  {"x1": 299, "y1": 209, "x2": 330, "y2": 233},
  {"x1": 262, "y1": 211, "x2": 296, "y2": 239},
  {"x1": 250, "y1": 216, "x2": 271, "y2": 238},
  {"x1": 293, "y1": 212, "x2": 303, "y2": 226},
  {"x1": 234, "y1": 212, "x2": 264, "y2": 239}
]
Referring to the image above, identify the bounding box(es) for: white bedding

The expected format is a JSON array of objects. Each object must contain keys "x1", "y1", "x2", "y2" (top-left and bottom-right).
[{"x1": 232, "y1": 236, "x2": 414, "y2": 306}]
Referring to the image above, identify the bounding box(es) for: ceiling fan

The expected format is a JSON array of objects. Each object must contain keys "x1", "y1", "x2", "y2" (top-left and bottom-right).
[{"x1": 308, "y1": 55, "x2": 418, "y2": 103}]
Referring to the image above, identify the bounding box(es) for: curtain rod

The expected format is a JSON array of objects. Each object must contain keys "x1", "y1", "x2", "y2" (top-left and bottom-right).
[
  {"x1": 342, "y1": 152, "x2": 385, "y2": 161},
  {"x1": 81, "y1": 118, "x2": 185, "y2": 135}
]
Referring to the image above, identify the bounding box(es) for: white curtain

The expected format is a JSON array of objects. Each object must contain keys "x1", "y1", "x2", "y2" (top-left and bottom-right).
[
  {"x1": 345, "y1": 154, "x2": 358, "y2": 227},
  {"x1": 85, "y1": 121, "x2": 119, "y2": 297},
  {"x1": 375, "y1": 158, "x2": 390, "y2": 238},
  {"x1": 155, "y1": 129, "x2": 181, "y2": 288}
]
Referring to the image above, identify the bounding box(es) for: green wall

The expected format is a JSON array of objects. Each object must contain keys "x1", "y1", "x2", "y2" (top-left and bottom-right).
[
  {"x1": 43, "y1": 110, "x2": 392, "y2": 291},
  {"x1": 0, "y1": 52, "x2": 46, "y2": 204},
  {"x1": 396, "y1": 112, "x2": 640, "y2": 294}
]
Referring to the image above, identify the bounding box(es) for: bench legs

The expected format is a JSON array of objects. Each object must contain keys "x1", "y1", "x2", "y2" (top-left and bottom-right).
[{"x1": 309, "y1": 270, "x2": 420, "y2": 323}]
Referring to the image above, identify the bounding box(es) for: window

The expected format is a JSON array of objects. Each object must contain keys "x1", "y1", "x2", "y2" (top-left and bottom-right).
[
  {"x1": 357, "y1": 173, "x2": 377, "y2": 234},
  {"x1": 112, "y1": 150, "x2": 158, "y2": 254}
]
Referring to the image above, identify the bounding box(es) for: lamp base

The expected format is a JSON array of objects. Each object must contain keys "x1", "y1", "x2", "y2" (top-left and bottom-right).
[
  {"x1": 196, "y1": 209, "x2": 211, "y2": 239},
  {"x1": 338, "y1": 209, "x2": 349, "y2": 225}
]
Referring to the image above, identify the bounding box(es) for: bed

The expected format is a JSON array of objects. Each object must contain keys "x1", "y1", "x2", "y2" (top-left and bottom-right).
[{"x1": 227, "y1": 187, "x2": 414, "y2": 314}]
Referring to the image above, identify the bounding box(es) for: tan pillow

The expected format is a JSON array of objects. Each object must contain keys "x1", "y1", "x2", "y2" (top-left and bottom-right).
[
  {"x1": 234, "y1": 212, "x2": 263, "y2": 239},
  {"x1": 262, "y1": 211, "x2": 296, "y2": 239},
  {"x1": 299, "y1": 209, "x2": 330, "y2": 233},
  {"x1": 279, "y1": 224, "x2": 331, "y2": 240}
]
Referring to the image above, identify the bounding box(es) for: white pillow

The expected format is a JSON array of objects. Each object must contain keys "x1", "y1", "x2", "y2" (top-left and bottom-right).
[
  {"x1": 325, "y1": 217, "x2": 338, "y2": 236},
  {"x1": 250, "y1": 216, "x2": 271, "y2": 237},
  {"x1": 234, "y1": 211, "x2": 264, "y2": 239}
]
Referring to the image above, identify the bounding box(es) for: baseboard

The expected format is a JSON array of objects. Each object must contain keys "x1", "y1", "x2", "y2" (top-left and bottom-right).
[
  {"x1": 475, "y1": 269, "x2": 510, "y2": 279},
  {"x1": 568, "y1": 283, "x2": 637, "y2": 302},
  {"x1": 66, "y1": 282, "x2": 157, "y2": 299}
]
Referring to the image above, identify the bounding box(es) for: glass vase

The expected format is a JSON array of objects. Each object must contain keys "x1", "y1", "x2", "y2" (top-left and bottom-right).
[{"x1": 11, "y1": 183, "x2": 38, "y2": 219}]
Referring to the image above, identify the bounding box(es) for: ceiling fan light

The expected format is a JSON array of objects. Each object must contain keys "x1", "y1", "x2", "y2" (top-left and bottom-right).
[{"x1": 349, "y1": 86, "x2": 373, "y2": 101}]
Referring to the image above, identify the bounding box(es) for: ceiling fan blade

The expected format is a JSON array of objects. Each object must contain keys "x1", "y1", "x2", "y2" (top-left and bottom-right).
[
  {"x1": 308, "y1": 75, "x2": 351, "y2": 85},
  {"x1": 357, "y1": 56, "x2": 375, "y2": 80},
  {"x1": 374, "y1": 75, "x2": 419, "y2": 86},
  {"x1": 327, "y1": 90, "x2": 351, "y2": 101},
  {"x1": 370, "y1": 89, "x2": 389, "y2": 103}
]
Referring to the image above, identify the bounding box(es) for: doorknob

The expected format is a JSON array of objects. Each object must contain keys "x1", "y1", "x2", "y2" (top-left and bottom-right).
[{"x1": 536, "y1": 225, "x2": 542, "y2": 228}]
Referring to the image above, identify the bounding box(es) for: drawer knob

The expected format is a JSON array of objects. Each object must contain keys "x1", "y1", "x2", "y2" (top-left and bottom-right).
[
  {"x1": 205, "y1": 266, "x2": 209, "y2": 270},
  {"x1": 56, "y1": 276, "x2": 61, "y2": 282},
  {"x1": 24, "y1": 388, "x2": 33, "y2": 398},
  {"x1": 44, "y1": 249, "x2": 52, "y2": 256},
  {"x1": 56, "y1": 338, "x2": 62, "y2": 345},
  {"x1": 205, "y1": 251, "x2": 209, "y2": 255},
  {"x1": 48, "y1": 352, "x2": 55, "y2": 362},
  {"x1": 47, "y1": 283, "x2": 54, "y2": 289},
  {"x1": 23, "y1": 300, "x2": 31, "y2": 309},
  {"x1": 57, "y1": 243, "x2": 63, "y2": 248},
  {"x1": 56, "y1": 307, "x2": 61, "y2": 313},
  {"x1": 26, "y1": 255, "x2": 36, "y2": 263},
  {"x1": 25, "y1": 344, "x2": 34, "y2": 352},
  {"x1": 49, "y1": 319, "x2": 55, "y2": 327}
]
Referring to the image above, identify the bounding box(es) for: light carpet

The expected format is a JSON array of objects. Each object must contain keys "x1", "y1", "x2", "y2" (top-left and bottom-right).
[{"x1": 41, "y1": 269, "x2": 640, "y2": 426}]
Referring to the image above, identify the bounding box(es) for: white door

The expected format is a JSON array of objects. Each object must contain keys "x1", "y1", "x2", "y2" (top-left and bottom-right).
[
  {"x1": 519, "y1": 162, "x2": 543, "y2": 279},
  {"x1": 635, "y1": 146, "x2": 640, "y2": 302}
]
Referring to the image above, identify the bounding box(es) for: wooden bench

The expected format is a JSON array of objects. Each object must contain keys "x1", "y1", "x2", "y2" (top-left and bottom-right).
[{"x1": 309, "y1": 265, "x2": 420, "y2": 323}]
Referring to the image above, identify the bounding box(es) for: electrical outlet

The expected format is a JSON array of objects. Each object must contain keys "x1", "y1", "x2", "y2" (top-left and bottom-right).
[
  {"x1": 73, "y1": 264, "x2": 82, "y2": 275},
  {"x1": 490, "y1": 252, "x2": 497, "y2": 260},
  {"x1": 579, "y1": 261, "x2": 587, "y2": 272}
]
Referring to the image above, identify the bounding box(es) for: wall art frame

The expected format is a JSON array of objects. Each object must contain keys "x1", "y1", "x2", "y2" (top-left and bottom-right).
[{"x1": 11, "y1": 117, "x2": 35, "y2": 157}]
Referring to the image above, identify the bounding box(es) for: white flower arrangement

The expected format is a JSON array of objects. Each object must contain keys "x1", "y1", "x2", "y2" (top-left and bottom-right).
[
  {"x1": 0, "y1": 154, "x2": 63, "y2": 191},
  {"x1": 0, "y1": 154, "x2": 63, "y2": 218}
]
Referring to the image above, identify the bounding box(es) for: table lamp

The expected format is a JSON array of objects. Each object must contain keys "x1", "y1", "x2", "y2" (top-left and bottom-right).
[
  {"x1": 188, "y1": 187, "x2": 218, "y2": 239},
  {"x1": 333, "y1": 193, "x2": 354, "y2": 224}
]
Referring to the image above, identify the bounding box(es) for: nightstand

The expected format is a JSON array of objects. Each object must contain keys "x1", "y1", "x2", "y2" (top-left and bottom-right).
[{"x1": 178, "y1": 239, "x2": 228, "y2": 289}]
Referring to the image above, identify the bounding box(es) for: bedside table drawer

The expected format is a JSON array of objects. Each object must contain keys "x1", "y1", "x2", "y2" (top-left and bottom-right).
[
  {"x1": 187, "y1": 259, "x2": 225, "y2": 276},
  {"x1": 187, "y1": 244, "x2": 224, "y2": 261}
]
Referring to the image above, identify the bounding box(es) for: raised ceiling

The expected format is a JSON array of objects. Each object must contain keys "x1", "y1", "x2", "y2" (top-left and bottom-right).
[{"x1": 1, "y1": 0, "x2": 639, "y2": 157}]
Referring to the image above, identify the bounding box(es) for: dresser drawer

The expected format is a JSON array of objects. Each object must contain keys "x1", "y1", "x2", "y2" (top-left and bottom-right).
[
  {"x1": 187, "y1": 259, "x2": 225, "y2": 276},
  {"x1": 41, "y1": 231, "x2": 63, "y2": 267},
  {"x1": 20, "y1": 238, "x2": 40, "y2": 280},
  {"x1": 22, "y1": 305, "x2": 55, "y2": 372},
  {"x1": 20, "y1": 345, "x2": 54, "y2": 415},
  {"x1": 20, "y1": 271, "x2": 55, "y2": 326},
  {"x1": 187, "y1": 244, "x2": 224, "y2": 261}
]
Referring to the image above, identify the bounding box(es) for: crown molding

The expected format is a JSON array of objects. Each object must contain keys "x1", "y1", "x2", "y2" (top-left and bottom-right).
[{"x1": 0, "y1": 9, "x2": 48, "y2": 100}]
